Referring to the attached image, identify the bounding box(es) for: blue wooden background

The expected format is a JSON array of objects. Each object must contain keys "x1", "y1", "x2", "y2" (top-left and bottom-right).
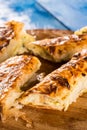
[{"x1": 0, "y1": 0, "x2": 87, "y2": 31}]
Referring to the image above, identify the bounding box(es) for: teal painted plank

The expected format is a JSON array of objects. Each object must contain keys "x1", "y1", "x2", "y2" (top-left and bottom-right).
[{"x1": 37, "y1": 0, "x2": 87, "y2": 30}]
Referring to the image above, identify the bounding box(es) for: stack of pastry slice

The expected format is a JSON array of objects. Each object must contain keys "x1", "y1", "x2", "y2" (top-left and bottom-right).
[{"x1": 0, "y1": 21, "x2": 87, "y2": 127}]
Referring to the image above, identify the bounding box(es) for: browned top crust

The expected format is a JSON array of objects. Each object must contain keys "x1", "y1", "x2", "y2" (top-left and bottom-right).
[
  {"x1": 0, "y1": 55, "x2": 40, "y2": 100},
  {"x1": 27, "y1": 33, "x2": 87, "y2": 62},
  {"x1": 0, "y1": 25, "x2": 14, "y2": 50},
  {"x1": 23, "y1": 49, "x2": 87, "y2": 99},
  {"x1": 0, "y1": 21, "x2": 24, "y2": 50}
]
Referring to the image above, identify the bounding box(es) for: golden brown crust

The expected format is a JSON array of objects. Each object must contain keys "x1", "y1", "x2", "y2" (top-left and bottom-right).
[
  {"x1": 0, "y1": 21, "x2": 35, "y2": 63},
  {"x1": 6, "y1": 21, "x2": 24, "y2": 38},
  {"x1": 20, "y1": 49, "x2": 87, "y2": 111},
  {"x1": 0, "y1": 55, "x2": 41, "y2": 101},
  {"x1": 0, "y1": 54, "x2": 41, "y2": 123},
  {"x1": 25, "y1": 34, "x2": 87, "y2": 62},
  {"x1": 0, "y1": 21, "x2": 24, "y2": 50},
  {"x1": 28, "y1": 49, "x2": 87, "y2": 95}
]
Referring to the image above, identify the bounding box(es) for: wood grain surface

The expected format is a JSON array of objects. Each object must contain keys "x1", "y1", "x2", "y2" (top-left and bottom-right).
[
  {"x1": 0, "y1": 90, "x2": 87, "y2": 130},
  {"x1": 1, "y1": 29, "x2": 87, "y2": 130},
  {"x1": 27, "y1": 29, "x2": 73, "y2": 40}
]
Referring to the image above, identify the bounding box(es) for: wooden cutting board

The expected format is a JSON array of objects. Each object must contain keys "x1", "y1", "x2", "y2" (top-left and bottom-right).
[
  {"x1": 26, "y1": 29, "x2": 73, "y2": 40},
  {"x1": 1, "y1": 29, "x2": 87, "y2": 130},
  {"x1": 0, "y1": 90, "x2": 87, "y2": 130}
]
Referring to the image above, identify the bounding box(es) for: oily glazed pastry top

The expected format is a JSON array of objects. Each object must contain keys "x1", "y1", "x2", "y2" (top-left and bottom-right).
[
  {"x1": 0, "y1": 55, "x2": 41, "y2": 121},
  {"x1": 0, "y1": 21, "x2": 34, "y2": 63},
  {"x1": 24, "y1": 34, "x2": 87, "y2": 62},
  {"x1": 20, "y1": 49, "x2": 87, "y2": 111}
]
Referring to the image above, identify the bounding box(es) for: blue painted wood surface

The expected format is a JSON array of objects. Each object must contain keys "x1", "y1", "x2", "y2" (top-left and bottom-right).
[
  {"x1": 0, "y1": 0, "x2": 86, "y2": 30},
  {"x1": 0, "y1": 0, "x2": 67, "y2": 29},
  {"x1": 37, "y1": 0, "x2": 87, "y2": 31}
]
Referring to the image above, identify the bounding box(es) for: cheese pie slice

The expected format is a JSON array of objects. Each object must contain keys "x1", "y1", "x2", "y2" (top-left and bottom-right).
[
  {"x1": 0, "y1": 55, "x2": 41, "y2": 121},
  {"x1": 0, "y1": 21, "x2": 34, "y2": 63},
  {"x1": 20, "y1": 49, "x2": 87, "y2": 111},
  {"x1": 24, "y1": 34, "x2": 87, "y2": 62}
]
